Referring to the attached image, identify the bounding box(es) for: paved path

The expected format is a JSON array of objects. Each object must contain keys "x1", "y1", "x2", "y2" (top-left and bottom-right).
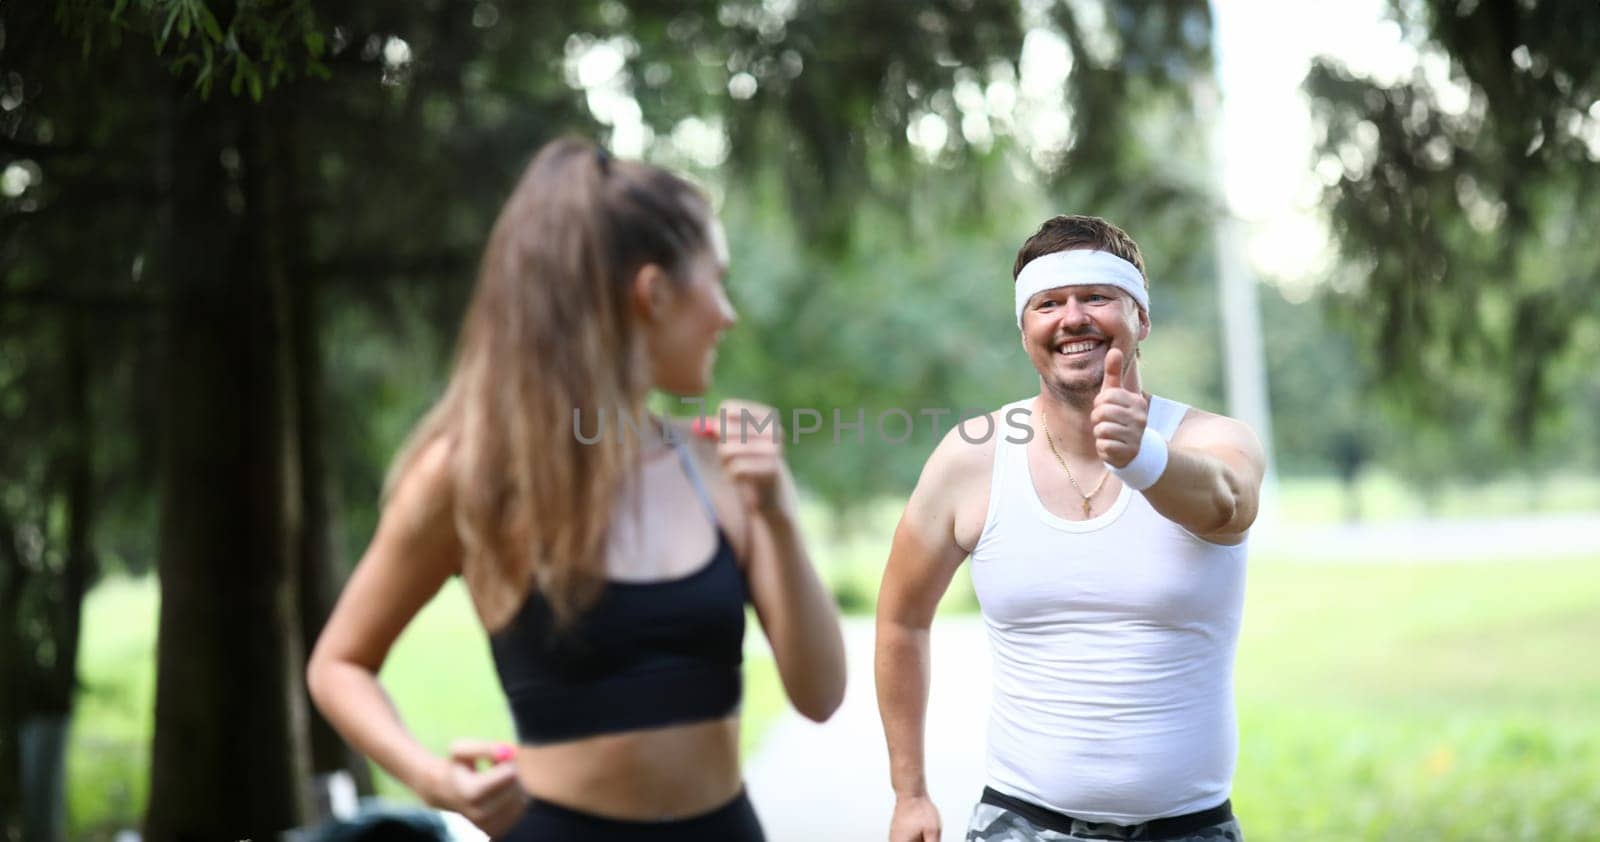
[{"x1": 747, "y1": 616, "x2": 990, "y2": 842}]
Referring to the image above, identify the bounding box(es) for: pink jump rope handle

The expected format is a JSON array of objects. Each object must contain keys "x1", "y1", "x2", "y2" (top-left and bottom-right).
[
  {"x1": 492, "y1": 744, "x2": 515, "y2": 764},
  {"x1": 690, "y1": 417, "x2": 720, "y2": 441}
]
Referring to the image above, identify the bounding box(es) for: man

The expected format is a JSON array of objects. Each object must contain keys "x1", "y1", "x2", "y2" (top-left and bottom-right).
[{"x1": 875, "y1": 215, "x2": 1262, "y2": 842}]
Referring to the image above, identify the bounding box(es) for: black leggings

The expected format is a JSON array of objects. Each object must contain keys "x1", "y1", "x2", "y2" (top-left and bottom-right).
[{"x1": 498, "y1": 789, "x2": 764, "y2": 841}]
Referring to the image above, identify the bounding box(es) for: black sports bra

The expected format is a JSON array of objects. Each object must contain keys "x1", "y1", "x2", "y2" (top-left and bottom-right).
[{"x1": 487, "y1": 441, "x2": 748, "y2": 744}]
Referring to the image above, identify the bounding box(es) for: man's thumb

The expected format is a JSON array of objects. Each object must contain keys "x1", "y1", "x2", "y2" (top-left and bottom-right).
[{"x1": 1102, "y1": 347, "x2": 1124, "y2": 392}]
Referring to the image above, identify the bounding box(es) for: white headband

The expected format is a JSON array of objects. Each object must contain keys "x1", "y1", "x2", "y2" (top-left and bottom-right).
[{"x1": 1013, "y1": 249, "x2": 1149, "y2": 327}]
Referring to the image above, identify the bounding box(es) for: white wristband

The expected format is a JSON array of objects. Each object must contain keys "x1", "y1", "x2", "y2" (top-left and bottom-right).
[{"x1": 1109, "y1": 428, "x2": 1168, "y2": 491}]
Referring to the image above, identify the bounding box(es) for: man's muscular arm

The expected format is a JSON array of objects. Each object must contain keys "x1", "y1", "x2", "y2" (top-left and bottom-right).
[
  {"x1": 1093, "y1": 348, "x2": 1265, "y2": 544},
  {"x1": 875, "y1": 425, "x2": 986, "y2": 841}
]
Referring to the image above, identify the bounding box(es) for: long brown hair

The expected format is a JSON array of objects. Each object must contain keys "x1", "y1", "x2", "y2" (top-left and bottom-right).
[{"x1": 387, "y1": 137, "x2": 712, "y2": 629}]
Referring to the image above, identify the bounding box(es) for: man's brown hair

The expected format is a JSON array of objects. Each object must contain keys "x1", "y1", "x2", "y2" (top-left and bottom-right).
[{"x1": 1012, "y1": 215, "x2": 1147, "y2": 289}]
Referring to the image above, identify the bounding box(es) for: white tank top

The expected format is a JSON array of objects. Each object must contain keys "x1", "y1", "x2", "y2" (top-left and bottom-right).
[{"x1": 969, "y1": 396, "x2": 1247, "y2": 823}]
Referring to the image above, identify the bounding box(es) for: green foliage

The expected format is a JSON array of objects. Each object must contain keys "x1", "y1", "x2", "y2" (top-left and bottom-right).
[
  {"x1": 1304, "y1": 0, "x2": 1600, "y2": 444},
  {"x1": 52, "y1": 0, "x2": 328, "y2": 99},
  {"x1": 703, "y1": 177, "x2": 1036, "y2": 507},
  {"x1": 1259, "y1": 276, "x2": 1600, "y2": 490},
  {"x1": 1260, "y1": 284, "x2": 1377, "y2": 477},
  {"x1": 10, "y1": 0, "x2": 1231, "y2": 543}
]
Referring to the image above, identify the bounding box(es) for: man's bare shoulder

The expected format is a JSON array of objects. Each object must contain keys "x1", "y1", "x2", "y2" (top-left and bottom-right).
[
  {"x1": 923, "y1": 411, "x2": 993, "y2": 475},
  {"x1": 916, "y1": 405, "x2": 1034, "y2": 553},
  {"x1": 1172, "y1": 406, "x2": 1263, "y2": 458},
  {"x1": 918, "y1": 403, "x2": 1032, "y2": 493}
]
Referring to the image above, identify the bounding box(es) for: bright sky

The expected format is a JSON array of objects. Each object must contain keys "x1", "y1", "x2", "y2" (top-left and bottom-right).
[{"x1": 1211, "y1": 0, "x2": 1421, "y2": 298}]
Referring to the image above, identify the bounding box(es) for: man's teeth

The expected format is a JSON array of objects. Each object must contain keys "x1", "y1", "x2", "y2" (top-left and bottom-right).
[{"x1": 1060, "y1": 340, "x2": 1097, "y2": 354}]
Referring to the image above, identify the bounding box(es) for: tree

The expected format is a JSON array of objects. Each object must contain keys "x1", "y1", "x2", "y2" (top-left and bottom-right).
[
  {"x1": 6, "y1": 2, "x2": 388, "y2": 836},
  {"x1": 705, "y1": 1, "x2": 1223, "y2": 510},
  {"x1": 1, "y1": 3, "x2": 168, "y2": 836},
  {"x1": 1305, "y1": 0, "x2": 1600, "y2": 446}
]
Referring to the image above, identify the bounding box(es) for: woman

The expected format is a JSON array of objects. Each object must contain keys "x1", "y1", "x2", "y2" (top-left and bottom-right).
[{"x1": 306, "y1": 138, "x2": 847, "y2": 841}]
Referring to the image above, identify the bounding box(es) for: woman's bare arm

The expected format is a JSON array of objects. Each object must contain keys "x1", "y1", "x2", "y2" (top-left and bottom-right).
[
  {"x1": 713, "y1": 400, "x2": 847, "y2": 723},
  {"x1": 305, "y1": 440, "x2": 524, "y2": 834}
]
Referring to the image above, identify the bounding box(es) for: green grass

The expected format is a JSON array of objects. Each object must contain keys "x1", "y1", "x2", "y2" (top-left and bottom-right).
[
  {"x1": 796, "y1": 495, "x2": 980, "y2": 617},
  {"x1": 69, "y1": 577, "x2": 158, "y2": 838},
  {"x1": 61, "y1": 479, "x2": 1600, "y2": 840},
  {"x1": 1230, "y1": 557, "x2": 1600, "y2": 840},
  {"x1": 1271, "y1": 471, "x2": 1600, "y2": 526},
  {"x1": 64, "y1": 575, "x2": 791, "y2": 837}
]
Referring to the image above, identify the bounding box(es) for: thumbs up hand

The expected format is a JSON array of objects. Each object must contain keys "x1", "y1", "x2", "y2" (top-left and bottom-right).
[{"x1": 1092, "y1": 347, "x2": 1149, "y2": 469}]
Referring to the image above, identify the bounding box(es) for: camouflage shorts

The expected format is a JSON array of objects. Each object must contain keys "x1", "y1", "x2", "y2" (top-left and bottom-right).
[{"x1": 964, "y1": 801, "x2": 1244, "y2": 842}]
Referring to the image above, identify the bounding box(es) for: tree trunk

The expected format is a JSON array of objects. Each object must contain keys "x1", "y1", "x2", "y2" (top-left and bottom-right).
[
  {"x1": 295, "y1": 280, "x2": 378, "y2": 809},
  {"x1": 41, "y1": 310, "x2": 97, "y2": 716},
  {"x1": 0, "y1": 513, "x2": 24, "y2": 837},
  {"x1": 284, "y1": 98, "x2": 377, "y2": 803},
  {"x1": 144, "y1": 92, "x2": 313, "y2": 841}
]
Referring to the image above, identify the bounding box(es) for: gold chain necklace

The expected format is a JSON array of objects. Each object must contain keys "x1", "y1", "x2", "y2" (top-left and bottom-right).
[{"x1": 1043, "y1": 422, "x2": 1109, "y2": 517}]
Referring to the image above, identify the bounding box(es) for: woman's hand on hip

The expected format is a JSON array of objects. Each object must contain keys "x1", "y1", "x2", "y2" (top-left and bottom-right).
[{"x1": 419, "y1": 739, "x2": 526, "y2": 838}]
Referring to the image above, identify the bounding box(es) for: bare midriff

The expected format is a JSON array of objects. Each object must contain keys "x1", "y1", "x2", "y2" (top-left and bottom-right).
[{"x1": 512, "y1": 715, "x2": 742, "y2": 820}]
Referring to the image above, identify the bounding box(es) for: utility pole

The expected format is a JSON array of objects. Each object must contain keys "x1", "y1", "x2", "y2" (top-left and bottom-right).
[{"x1": 1196, "y1": 11, "x2": 1278, "y2": 521}]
